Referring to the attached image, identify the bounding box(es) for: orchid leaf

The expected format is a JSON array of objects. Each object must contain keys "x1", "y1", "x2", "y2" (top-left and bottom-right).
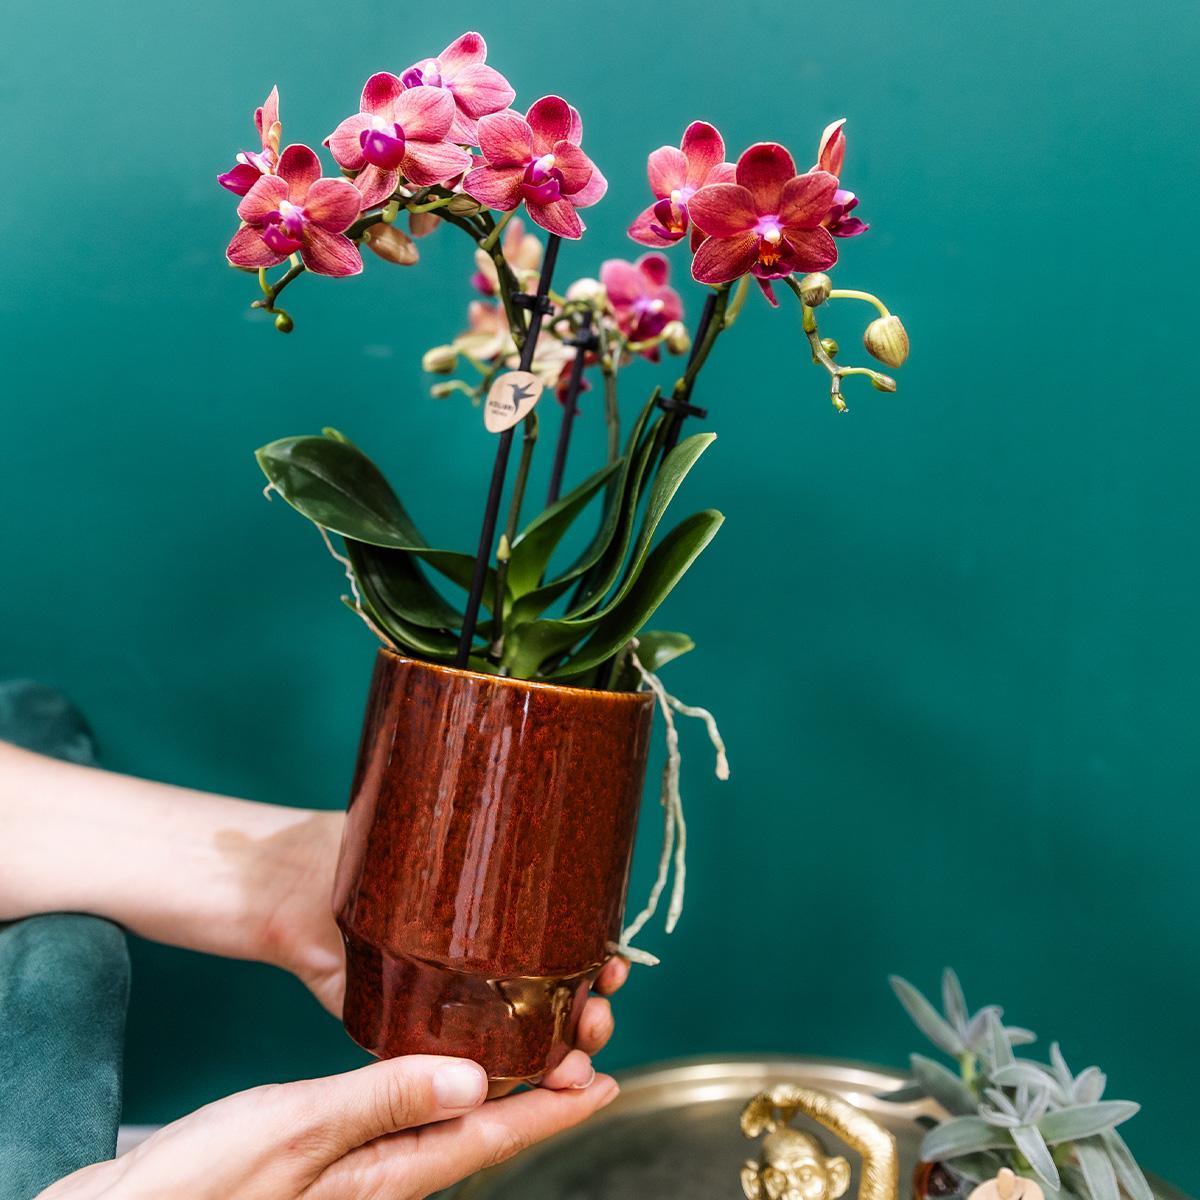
[
  {"x1": 910, "y1": 1054, "x2": 978, "y2": 1116},
  {"x1": 1011, "y1": 1125, "x2": 1060, "y2": 1191},
  {"x1": 257, "y1": 433, "x2": 487, "y2": 593},
  {"x1": 344, "y1": 540, "x2": 467, "y2": 630},
  {"x1": 503, "y1": 509, "x2": 723, "y2": 678},
  {"x1": 920, "y1": 1117, "x2": 1014, "y2": 1159},
  {"x1": 1075, "y1": 1138, "x2": 1120, "y2": 1200},
  {"x1": 633, "y1": 631, "x2": 695, "y2": 672},
  {"x1": 506, "y1": 461, "x2": 620, "y2": 598},
  {"x1": 890, "y1": 975, "x2": 963, "y2": 1057},
  {"x1": 1037, "y1": 1102, "x2": 1139, "y2": 1145}
]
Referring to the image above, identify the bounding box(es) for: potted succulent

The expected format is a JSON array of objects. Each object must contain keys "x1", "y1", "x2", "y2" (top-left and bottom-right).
[
  {"x1": 219, "y1": 31, "x2": 908, "y2": 1082},
  {"x1": 885, "y1": 971, "x2": 1154, "y2": 1200}
]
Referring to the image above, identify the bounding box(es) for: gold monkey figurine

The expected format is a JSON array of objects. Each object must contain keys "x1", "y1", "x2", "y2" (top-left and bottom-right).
[{"x1": 740, "y1": 1085, "x2": 898, "y2": 1200}]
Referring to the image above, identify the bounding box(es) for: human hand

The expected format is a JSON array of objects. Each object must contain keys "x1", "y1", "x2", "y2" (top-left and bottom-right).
[
  {"x1": 250, "y1": 807, "x2": 631, "y2": 1090},
  {"x1": 38, "y1": 1054, "x2": 618, "y2": 1200}
]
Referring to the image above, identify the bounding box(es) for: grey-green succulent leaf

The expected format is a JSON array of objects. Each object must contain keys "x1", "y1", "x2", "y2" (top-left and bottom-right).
[
  {"x1": 920, "y1": 1117, "x2": 1015, "y2": 1160},
  {"x1": 1100, "y1": 1129, "x2": 1153, "y2": 1200},
  {"x1": 910, "y1": 1054, "x2": 978, "y2": 1117},
  {"x1": 1037, "y1": 1102, "x2": 1139, "y2": 1145},
  {"x1": 1074, "y1": 1138, "x2": 1120, "y2": 1200},
  {"x1": 990, "y1": 1063, "x2": 1057, "y2": 1093},
  {"x1": 942, "y1": 968, "x2": 969, "y2": 1034},
  {"x1": 1010, "y1": 1124, "x2": 1060, "y2": 1191},
  {"x1": 890, "y1": 975, "x2": 964, "y2": 1057}
]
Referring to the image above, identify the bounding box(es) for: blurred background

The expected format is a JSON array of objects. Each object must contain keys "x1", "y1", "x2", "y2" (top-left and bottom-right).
[{"x1": 3, "y1": 0, "x2": 1198, "y2": 1188}]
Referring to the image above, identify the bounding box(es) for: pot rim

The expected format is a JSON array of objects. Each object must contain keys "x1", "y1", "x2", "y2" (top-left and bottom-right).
[{"x1": 377, "y1": 647, "x2": 655, "y2": 709}]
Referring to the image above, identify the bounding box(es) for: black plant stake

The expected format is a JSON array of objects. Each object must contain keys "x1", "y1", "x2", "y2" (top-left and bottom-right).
[
  {"x1": 545, "y1": 308, "x2": 598, "y2": 507},
  {"x1": 456, "y1": 233, "x2": 562, "y2": 668},
  {"x1": 659, "y1": 290, "x2": 717, "y2": 454}
]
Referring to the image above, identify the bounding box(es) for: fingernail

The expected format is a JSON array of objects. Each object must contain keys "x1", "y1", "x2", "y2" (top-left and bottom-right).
[
  {"x1": 434, "y1": 1062, "x2": 488, "y2": 1109},
  {"x1": 570, "y1": 1065, "x2": 597, "y2": 1090}
]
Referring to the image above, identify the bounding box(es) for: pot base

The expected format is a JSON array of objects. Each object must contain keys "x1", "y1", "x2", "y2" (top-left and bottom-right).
[{"x1": 341, "y1": 929, "x2": 601, "y2": 1080}]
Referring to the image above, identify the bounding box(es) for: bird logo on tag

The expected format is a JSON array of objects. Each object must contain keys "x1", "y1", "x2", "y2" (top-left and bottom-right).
[{"x1": 485, "y1": 371, "x2": 544, "y2": 433}]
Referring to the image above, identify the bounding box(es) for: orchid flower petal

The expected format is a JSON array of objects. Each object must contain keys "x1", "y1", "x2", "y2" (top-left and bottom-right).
[
  {"x1": 781, "y1": 226, "x2": 838, "y2": 271},
  {"x1": 464, "y1": 163, "x2": 525, "y2": 210},
  {"x1": 735, "y1": 142, "x2": 797, "y2": 210},
  {"x1": 437, "y1": 30, "x2": 487, "y2": 74},
  {"x1": 300, "y1": 226, "x2": 363, "y2": 276},
  {"x1": 551, "y1": 141, "x2": 594, "y2": 195},
  {"x1": 450, "y1": 62, "x2": 516, "y2": 119},
  {"x1": 227, "y1": 224, "x2": 287, "y2": 268},
  {"x1": 691, "y1": 231, "x2": 758, "y2": 284},
  {"x1": 276, "y1": 144, "x2": 323, "y2": 200},
  {"x1": 688, "y1": 182, "x2": 758, "y2": 237},
  {"x1": 402, "y1": 138, "x2": 474, "y2": 187},
  {"x1": 638, "y1": 252, "x2": 671, "y2": 288},
  {"x1": 525, "y1": 196, "x2": 584, "y2": 239},
  {"x1": 816, "y1": 118, "x2": 847, "y2": 176},
  {"x1": 256, "y1": 86, "x2": 281, "y2": 154},
  {"x1": 628, "y1": 204, "x2": 679, "y2": 247},
  {"x1": 778, "y1": 170, "x2": 839, "y2": 229},
  {"x1": 361, "y1": 72, "x2": 405, "y2": 119},
  {"x1": 527, "y1": 95, "x2": 574, "y2": 154},
  {"x1": 571, "y1": 159, "x2": 607, "y2": 207},
  {"x1": 303, "y1": 177, "x2": 363, "y2": 232},
  {"x1": 600, "y1": 258, "x2": 644, "y2": 307},
  {"x1": 325, "y1": 114, "x2": 372, "y2": 171},
  {"x1": 681, "y1": 121, "x2": 725, "y2": 186},
  {"x1": 236, "y1": 174, "x2": 289, "y2": 224},
  {"x1": 393, "y1": 85, "x2": 456, "y2": 142},
  {"x1": 647, "y1": 145, "x2": 688, "y2": 198},
  {"x1": 353, "y1": 163, "x2": 402, "y2": 208},
  {"x1": 218, "y1": 162, "x2": 263, "y2": 196},
  {"x1": 477, "y1": 110, "x2": 534, "y2": 166}
]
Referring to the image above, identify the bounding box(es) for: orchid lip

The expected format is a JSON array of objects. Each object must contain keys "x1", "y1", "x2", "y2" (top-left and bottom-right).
[{"x1": 360, "y1": 124, "x2": 407, "y2": 169}]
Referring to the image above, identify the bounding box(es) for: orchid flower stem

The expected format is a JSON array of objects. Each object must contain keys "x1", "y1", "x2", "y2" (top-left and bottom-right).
[
  {"x1": 661, "y1": 284, "x2": 729, "y2": 454},
  {"x1": 492, "y1": 409, "x2": 539, "y2": 658},
  {"x1": 785, "y1": 276, "x2": 852, "y2": 412},
  {"x1": 829, "y1": 288, "x2": 890, "y2": 318},
  {"x1": 478, "y1": 208, "x2": 515, "y2": 253},
  {"x1": 345, "y1": 207, "x2": 389, "y2": 241},
  {"x1": 407, "y1": 195, "x2": 459, "y2": 214},
  {"x1": 253, "y1": 262, "x2": 305, "y2": 312},
  {"x1": 456, "y1": 234, "x2": 562, "y2": 669},
  {"x1": 546, "y1": 309, "x2": 595, "y2": 507}
]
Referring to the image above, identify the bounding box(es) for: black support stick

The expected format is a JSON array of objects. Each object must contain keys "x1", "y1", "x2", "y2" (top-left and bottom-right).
[
  {"x1": 661, "y1": 290, "x2": 718, "y2": 454},
  {"x1": 545, "y1": 308, "x2": 595, "y2": 507},
  {"x1": 455, "y1": 234, "x2": 562, "y2": 668}
]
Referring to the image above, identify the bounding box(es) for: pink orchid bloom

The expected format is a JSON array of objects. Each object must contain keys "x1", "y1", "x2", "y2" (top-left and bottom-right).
[
  {"x1": 227, "y1": 145, "x2": 364, "y2": 277},
  {"x1": 401, "y1": 31, "x2": 515, "y2": 146},
  {"x1": 600, "y1": 254, "x2": 683, "y2": 360},
  {"x1": 814, "y1": 118, "x2": 868, "y2": 239},
  {"x1": 218, "y1": 87, "x2": 281, "y2": 196},
  {"x1": 688, "y1": 143, "x2": 839, "y2": 303},
  {"x1": 627, "y1": 121, "x2": 735, "y2": 249},
  {"x1": 464, "y1": 96, "x2": 607, "y2": 240},
  {"x1": 471, "y1": 216, "x2": 543, "y2": 295},
  {"x1": 325, "y1": 74, "x2": 474, "y2": 208}
]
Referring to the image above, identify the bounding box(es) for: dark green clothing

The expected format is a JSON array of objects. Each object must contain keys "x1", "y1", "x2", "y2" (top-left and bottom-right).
[{"x1": 0, "y1": 682, "x2": 129, "y2": 1199}]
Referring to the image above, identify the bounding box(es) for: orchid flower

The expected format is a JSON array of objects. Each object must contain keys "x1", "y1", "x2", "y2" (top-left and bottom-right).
[
  {"x1": 464, "y1": 96, "x2": 607, "y2": 239},
  {"x1": 471, "y1": 216, "x2": 543, "y2": 295},
  {"x1": 815, "y1": 118, "x2": 868, "y2": 238},
  {"x1": 226, "y1": 145, "x2": 364, "y2": 277},
  {"x1": 600, "y1": 254, "x2": 683, "y2": 360},
  {"x1": 689, "y1": 142, "x2": 838, "y2": 304},
  {"x1": 401, "y1": 31, "x2": 515, "y2": 146},
  {"x1": 448, "y1": 300, "x2": 578, "y2": 399},
  {"x1": 218, "y1": 87, "x2": 281, "y2": 196},
  {"x1": 627, "y1": 121, "x2": 735, "y2": 249},
  {"x1": 325, "y1": 75, "x2": 474, "y2": 208}
]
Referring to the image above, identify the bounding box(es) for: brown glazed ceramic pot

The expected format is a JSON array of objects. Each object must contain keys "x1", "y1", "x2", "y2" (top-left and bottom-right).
[{"x1": 333, "y1": 650, "x2": 654, "y2": 1082}]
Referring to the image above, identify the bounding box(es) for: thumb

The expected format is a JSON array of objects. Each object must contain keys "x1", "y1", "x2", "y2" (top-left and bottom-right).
[{"x1": 294, "y1": 1055, "x2": 489, "y2": 1154}]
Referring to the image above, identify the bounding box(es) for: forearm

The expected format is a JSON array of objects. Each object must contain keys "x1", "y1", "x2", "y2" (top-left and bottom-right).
[{"x1": 0, "y1": 739, "x2": 334, "y2": 967}]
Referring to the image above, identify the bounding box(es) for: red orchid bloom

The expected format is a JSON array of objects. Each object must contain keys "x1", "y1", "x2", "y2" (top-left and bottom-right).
[
  {"x1": 401, "y1": 31, "x2": 515, "y2": 146},
  {"x1": 600, "y1": 254, "x2": 683, "y2": 361},
  {"x1": 325, "y1": 74, "x2": 474, "y2": 208},
  {"x1": 217, "y1": 87, "x2": 281, "y2": 196},
  {"x1": 688, "y1": 143, "x2": 838, "y2": 303},
  {"x1": 628, "y1": 121, "x2": 735, "y2": 249},
  {"x1": 814, "y1": 118, "x2": 868, "y2": 238},
  {"x1": 227, "y1": 145, "x2": 364, "y2": 277},
  {"x1": 463, "y1": 96, "x2": 607, "y2": 240}
]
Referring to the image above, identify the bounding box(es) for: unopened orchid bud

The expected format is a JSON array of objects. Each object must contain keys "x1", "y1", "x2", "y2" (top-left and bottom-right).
[
  {"x1": 422, "y1": 345, "x2": 458, "y2": 375},
  {"x1": 799, "y1": 272, "x2": 832, "y2": 307},
  {"x1": 430, "y1": 381, "x2": 460, "y2": 399},
  {"x1": 863, "y1": 315, "x2": 909, "y2": 368},
  {"x1": 446, "y1": 194, "x2": 484, "y2": 216},
  {"x1": 664, "y1": 320, "x2": 691, "y2": 355},
  {"x1": 870, "y1": 371, "x2": 897, "y2": 392},
  {"x1": 820, "y1": 337, "x2": 839, "y2": 357},
  {"x1": 832, "y1": 392, "x2": 849, "y2": 413},
  {"x1": 566, "y1": 277, "x2": 606, "y2": 305},
  {"x1": 273, "y1": 312, "x2": 293, "y2": 334}
]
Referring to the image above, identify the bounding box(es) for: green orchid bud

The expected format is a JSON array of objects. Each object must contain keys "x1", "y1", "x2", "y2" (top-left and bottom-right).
[
  {"x1": 273, "y1": 312, "x2": 294, "y2": 334},
  {"x1": 430, "y1": 381, "x2": 460, "y2": 399},
  {"x1": 863, "y1": 315, "x2": 909, "y2": 368},
  {"x1": 832, "y1": 392, "x2": 849, "y2": 413},
  {"x1": 446, "y1": 194, "x2": 484, "y2": 216},
  {"x1": 663, "y1": 320, "x2": 691, "y2": 355},
  {"x1": 870, "y1": 371, "x2": 897, "y2": 392},
  {"x1": 566, "y1": 277, "x2": 606, "y2": 305},
  {"x1": 422, "y1": 345, "x2": 458, "y2": 375},
  {"x1": 820, "y1": 337, "x2": 839, "y2": 357},
  {"x1": 799, "y1": 272, "x2": 833, "y2": 307}
]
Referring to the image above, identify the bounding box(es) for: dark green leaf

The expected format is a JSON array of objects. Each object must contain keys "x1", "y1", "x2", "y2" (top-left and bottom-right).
[
  {"x1": 343, "y1": 540, "x2": 462, "y2": 629},
  {"x1": 634, "y1": 631, "x2": 696, "y2": 672}
]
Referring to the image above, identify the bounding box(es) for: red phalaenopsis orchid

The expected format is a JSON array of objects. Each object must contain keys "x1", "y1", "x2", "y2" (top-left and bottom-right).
[
  {"x1": 218, "y1": 87, "x2": 282, "y2": 196},
  {"x1": 688, "y1": 143, "x2": 839, "y2": 304},
  {"x1": 627, "y1": 121, "x2": 734, "y2": 249},
  {"x1": 401, "y1": 31, "x2": 515, "y2": 146},
  {"x1": 815, "y1": 119, "x2": 868, "y2": 239},
  {"x1": 326, "y1": 74, "x2": 474, "y2": 207},
  {"x1": 227, "y1": 145, "x2": 364, "y2": 277},
  {"x1": 600, "y1": 254, "x2": 683, "y2": 360},
  {"x1": 464, "y1": 96, "x2": 607, "y2": 239}
]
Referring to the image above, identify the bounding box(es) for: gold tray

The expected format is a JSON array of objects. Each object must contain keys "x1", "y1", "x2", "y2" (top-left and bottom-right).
[{"x1": 447, "y1": 1056, "x2": 1189, "y2": 1200}]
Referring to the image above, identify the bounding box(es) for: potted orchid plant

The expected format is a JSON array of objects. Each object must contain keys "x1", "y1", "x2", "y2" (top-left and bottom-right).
[{"x1": 220, "y1": 31, "x2": 908, "y2": 1084}]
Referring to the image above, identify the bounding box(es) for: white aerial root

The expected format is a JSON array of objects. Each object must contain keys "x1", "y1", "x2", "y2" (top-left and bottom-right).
[
  {"x1": 314, "y1": 524, "x2": 393, "y2": 648},
  {"x1": 616, "y1": 641, "x2": 730, "y2": 965}
]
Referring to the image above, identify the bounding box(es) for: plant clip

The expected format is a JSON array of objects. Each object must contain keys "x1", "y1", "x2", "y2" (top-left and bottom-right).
[
  {"x1": 511, "y1": 291, "x2": 555, "y2": 316},
  {"x1": 656, "y1": 394, "x2": 708, "y2": 421}
]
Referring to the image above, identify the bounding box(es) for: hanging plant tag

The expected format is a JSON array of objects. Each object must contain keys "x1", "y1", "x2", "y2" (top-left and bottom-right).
[{"x1": 485, "y1": 371, "x2": 543, "y2": 433}]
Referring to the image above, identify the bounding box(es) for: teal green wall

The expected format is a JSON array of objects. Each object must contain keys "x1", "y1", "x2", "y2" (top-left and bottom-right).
[{"x1": 3, "y1": 0, "x2": 1197, "y2": 1187}]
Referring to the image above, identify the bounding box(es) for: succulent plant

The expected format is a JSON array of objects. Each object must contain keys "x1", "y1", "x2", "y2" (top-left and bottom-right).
[{"x1": 883, "y1": 971, "x2": 1153, "y2": 1200}]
